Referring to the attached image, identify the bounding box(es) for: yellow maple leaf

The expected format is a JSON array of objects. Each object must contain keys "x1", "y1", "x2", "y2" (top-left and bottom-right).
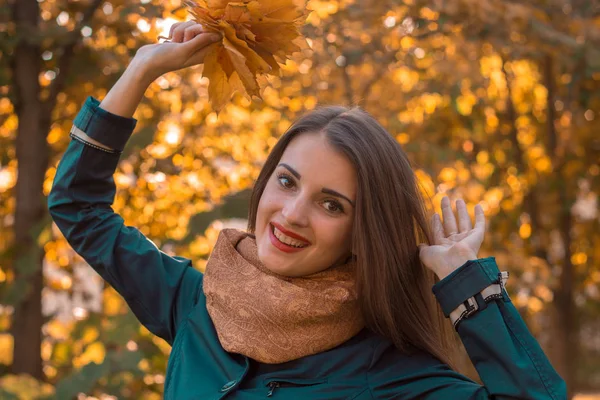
[{"x1": 185, "y1": 0, "x2": 310, "y2": 113}]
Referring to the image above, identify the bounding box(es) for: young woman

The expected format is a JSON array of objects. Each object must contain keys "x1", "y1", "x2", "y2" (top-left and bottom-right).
[{"x1": 48, "y1": 22, "x2": 566, "y2": 399}]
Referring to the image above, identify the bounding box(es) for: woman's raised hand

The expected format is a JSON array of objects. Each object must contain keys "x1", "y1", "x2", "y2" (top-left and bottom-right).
[
  {"x1": 133, "y1": 21, "x2": 222, "y2": 82},
  {"x1": 418, "y1": 197, "x2": 486, "y2": 280}
]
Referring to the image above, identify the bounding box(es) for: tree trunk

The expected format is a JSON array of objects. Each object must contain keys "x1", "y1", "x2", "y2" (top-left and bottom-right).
[
  {"x1": 543, "y1": 55, "x2": 576, "y2": 398},
  {"x1": 10, "y1": 0, "x2": 47, "y2": 380},
  {"x1": 555, "y1": 193, "x2": 576, "y2": 399},
  {"x1": 9, "y1": 0, "x2": 102, "y2": 379}
]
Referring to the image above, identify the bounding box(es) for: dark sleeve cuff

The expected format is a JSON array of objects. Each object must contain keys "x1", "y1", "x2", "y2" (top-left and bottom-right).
[
  {"x1": 432, "y1": 257, "x2": 503, "y2": 316},
  {"x1": 73, "y1": 96, "x2": 138, "y2": 152}
]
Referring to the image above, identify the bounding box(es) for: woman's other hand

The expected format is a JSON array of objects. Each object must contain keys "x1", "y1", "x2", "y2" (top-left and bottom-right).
[
  {"x1": 418, "y1": 196, "x2": 486, "y2": 280},
  {"x1": 133, "y1": 21, "x2": 222, "y2": 83}
]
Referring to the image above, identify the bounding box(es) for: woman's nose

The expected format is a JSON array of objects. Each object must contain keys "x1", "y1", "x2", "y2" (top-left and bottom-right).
[{"x1": 281, "y1": 197, "x2": 309, "y2": 227}]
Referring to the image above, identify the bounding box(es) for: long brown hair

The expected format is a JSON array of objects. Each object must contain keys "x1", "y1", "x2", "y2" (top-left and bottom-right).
[{"x1": 246, "y1": 105, "x2": 456, "y2": 368}]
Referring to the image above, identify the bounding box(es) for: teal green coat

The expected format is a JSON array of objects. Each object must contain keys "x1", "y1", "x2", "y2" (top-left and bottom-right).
[{"x1": 48, "y1": 96, "x2": 566, "y2": 399}]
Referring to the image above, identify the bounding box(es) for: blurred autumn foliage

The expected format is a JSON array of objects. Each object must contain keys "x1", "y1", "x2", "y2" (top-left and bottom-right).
[{"x1": 1, "y1": 0, "x2": 599, "y2": 398}]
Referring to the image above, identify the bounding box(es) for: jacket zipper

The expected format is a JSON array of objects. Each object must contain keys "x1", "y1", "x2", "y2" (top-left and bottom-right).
[{"x1": 266, "y1": 381, "x2": 280, "y2": 397}]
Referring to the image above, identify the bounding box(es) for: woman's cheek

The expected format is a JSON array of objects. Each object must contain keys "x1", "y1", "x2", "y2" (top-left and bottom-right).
[
  {"x1": 262, "y1": 192, "x2": 282, "y2": 213},
  {"x1": 318, "y1": 219, "x2": 343, "y2": 247},
  {"x1": 331, "y1": 218, "x2": 353, "y2": 252}
]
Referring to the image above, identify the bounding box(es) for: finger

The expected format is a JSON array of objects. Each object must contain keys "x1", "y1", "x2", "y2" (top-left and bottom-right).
[
  {"x1": 441, "y1": 196, "x2": 458, "y2": 236},
  {"x1": 183, "y1": 23, "x2": 204, "y2": 42},
  {"x1": 449, "y1": 230, "x2": 470, "y2": 242},
  {"x1": 181, "y1": 32, "x2": 221, "y2": 54},
  {"x1": 167, "y1": 22, "x2": 180, "y2": 40},
  {"x1": 432, "y1": 213, "x2": 445, "y2": 245},
  {"x1": 158, "y1": 22, "x2": 182, "y2": 42},
  {"x1": 474, "y1": 204, "x2": 486, "y2": 232},
  {"x1": 172, "y1": 21, "x2": 196, "y2": 43},
  {"x1": 456, "y1": 199, "x2": 472, "y2": 233}
]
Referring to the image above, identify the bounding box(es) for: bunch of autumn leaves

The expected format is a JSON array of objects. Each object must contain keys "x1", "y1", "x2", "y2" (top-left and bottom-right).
[{"x1": 183, "y1": 0, "x2": 310, "y2": 112}]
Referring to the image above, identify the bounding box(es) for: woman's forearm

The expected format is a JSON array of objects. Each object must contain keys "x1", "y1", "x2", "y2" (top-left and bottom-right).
[
  {"x1": 72, "y1": 59, "x2": 153, "y2": 151},
  {"x1": 432, "y1": 258, "x2": 566, "y2": 398},
  {"x1": 99, "y1": 59, "x2": 154, "y2": 119}
]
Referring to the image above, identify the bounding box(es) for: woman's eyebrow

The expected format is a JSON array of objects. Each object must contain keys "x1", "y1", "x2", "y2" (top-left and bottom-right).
[
  {"x1": 279, "y1": 163, "x2": 302, "y2": 179},
  {"x1": 278, "y1": 163, "x2": 355, "y2": 208}
]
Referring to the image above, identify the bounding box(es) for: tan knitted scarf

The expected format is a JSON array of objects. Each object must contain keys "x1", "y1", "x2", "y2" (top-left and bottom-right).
[{"x1": 203, "y1": 228, "x2": 364, "y2": 364}]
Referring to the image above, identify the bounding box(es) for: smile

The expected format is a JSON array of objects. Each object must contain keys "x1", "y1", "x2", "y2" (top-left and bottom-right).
[{"x1": 269, "y1": 224, "x2": 310, "y2": 253}]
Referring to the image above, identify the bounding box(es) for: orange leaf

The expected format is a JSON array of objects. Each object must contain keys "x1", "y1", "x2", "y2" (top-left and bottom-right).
[
  {"x1": 223, "y1": 3, "x2": 252, "y2": 23},
  {"x1": 186, "y1": 0, "x2": 309, "y2": 112},
  {"x1": 219, "y1": 20, "x2": 272, "y2": 74},
  {"x1": 218, "y1": 45, "x2": 236, "y2": 78},
  {"x1": 222, "y1": 37, "x2": 260, "y2": 97},
  {"x1": 229, "y1": 70, "x2": 249, "y2": 99},
  {"x1": 202, "y1": 49, "x2": 233, "y2": 113}
]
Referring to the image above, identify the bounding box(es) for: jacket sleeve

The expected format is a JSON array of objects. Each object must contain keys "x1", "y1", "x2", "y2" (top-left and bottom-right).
[
  {"x1": 48, "y1": 96, "x2": 203, "y2": 345},
  {"x1": 368, "y1": 257, "x2": 567, "y2": 399}
]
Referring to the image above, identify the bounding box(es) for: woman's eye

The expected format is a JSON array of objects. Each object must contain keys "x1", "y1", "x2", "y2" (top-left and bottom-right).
[
  {"x1": 276, "y1": 172, "x2": 344, "y2": 214},
  {"x1": 277, "y1": 173, "x2": 294, "y2": 189},
  {"x1": 323, "y1": 200, "x2": 344, "y2": 214}
]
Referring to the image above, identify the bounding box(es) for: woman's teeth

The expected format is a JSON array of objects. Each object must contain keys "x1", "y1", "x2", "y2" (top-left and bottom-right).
[{"x1": 273, "y1": 226, "x2": 309, "y2": 248}]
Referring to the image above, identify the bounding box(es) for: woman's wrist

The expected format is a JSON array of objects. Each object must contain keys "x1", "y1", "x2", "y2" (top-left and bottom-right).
[
  {"x1": 98, "y1": 58, "x2": 155, "y2": 119},
  {"x1": 432, "y1": 251, "x2": 479, "y2": 281}
]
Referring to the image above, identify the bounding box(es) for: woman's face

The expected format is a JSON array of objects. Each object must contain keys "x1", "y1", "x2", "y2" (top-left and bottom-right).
[{"x1": 255, "y1": 132, "x2": 356, "y2": 277}]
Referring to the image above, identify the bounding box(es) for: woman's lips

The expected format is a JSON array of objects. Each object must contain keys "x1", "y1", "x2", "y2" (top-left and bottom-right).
[
  {"x1": 269, "y1": 223, "x2": 309, "y2": 253},
  {"x1": 270, "y1": 222, "x2": 311, "y2": 244}
]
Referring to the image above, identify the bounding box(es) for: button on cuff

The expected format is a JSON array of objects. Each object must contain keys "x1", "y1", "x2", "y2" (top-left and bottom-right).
[{"x1": 220, "y1": 380, "x2": 237, "y2": 392}]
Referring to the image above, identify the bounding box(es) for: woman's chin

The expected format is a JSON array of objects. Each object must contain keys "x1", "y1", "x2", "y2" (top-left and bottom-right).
[
  {"x1": 257, "y1": 237, "x2": 318, "y2": 277},
  {"x1": 261, "y1": 257, "x2": 300, "y2": 277}
]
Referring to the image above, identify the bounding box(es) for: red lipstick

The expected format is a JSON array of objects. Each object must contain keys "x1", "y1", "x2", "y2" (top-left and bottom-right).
[
  {"x1": 269, "y1": 223, "x2": 310, "y2": 253},
  {"x1": 270, "y1": 222, "x2": 310, "y2": 243}
]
